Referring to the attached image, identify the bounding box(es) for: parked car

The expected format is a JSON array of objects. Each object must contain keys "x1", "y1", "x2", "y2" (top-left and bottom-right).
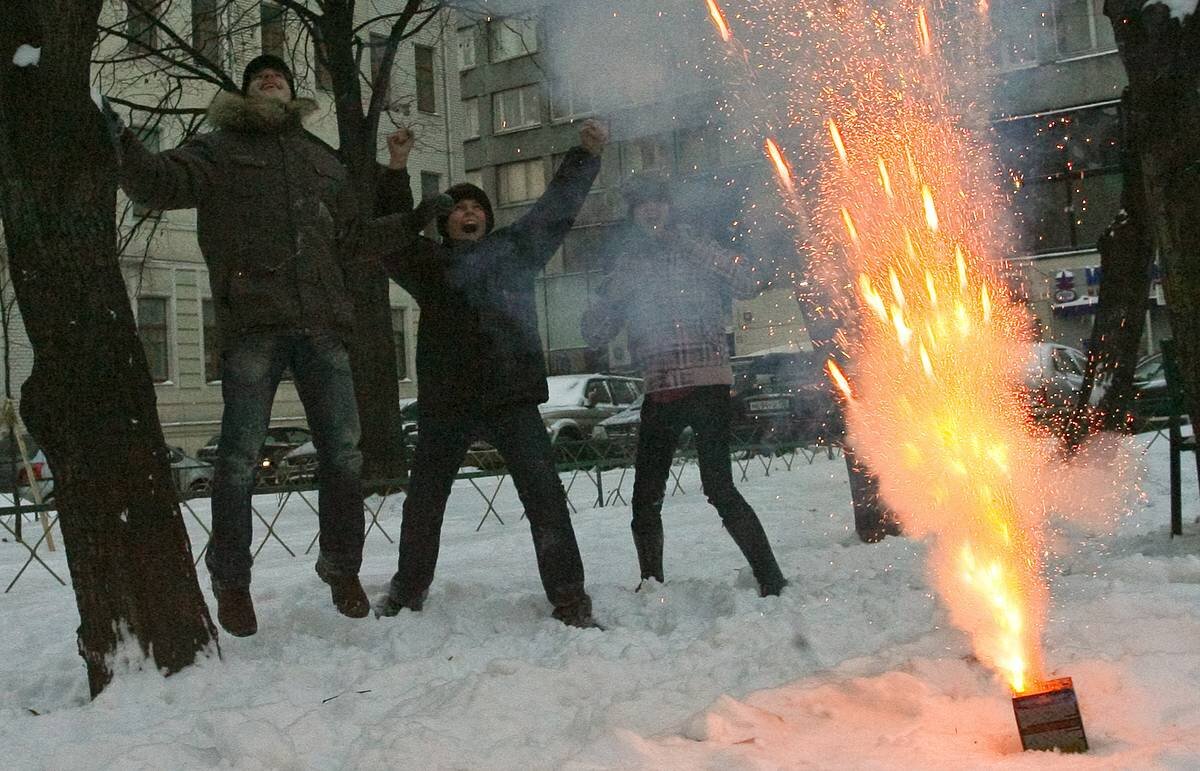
[
  {"x1": 14, "y1": 445, "x2": 213, "y2": 502},
  {"x1": 591, "y1": 395, "x2": 696, "y2": 460},
  {"x1": 1129, "y1": 352, "x2": 1173, "y2": 431},
  {"x1": 1021, "y1": 342, "x2": 1105, "y2": 425},
  {"x1": 729, "y1": 351, "x2": 842, "y2": 447},
  {"x1": 468, "y1": 374, "x2": 644, "y2": 469},
  {"x1": 196, "y1": 426, "x2": 312, "y2": 486},
  {"x1": 277, "y1": 400, "x2": 420, "y2": 485}
]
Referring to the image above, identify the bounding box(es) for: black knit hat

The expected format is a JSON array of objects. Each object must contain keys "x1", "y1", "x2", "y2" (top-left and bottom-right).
[
  {"x1": 242, "y1": 54, "x2": 296, "y2": 98},
  {"x1": 438, "y1": 182, "x2": 495, "y2": 240}
]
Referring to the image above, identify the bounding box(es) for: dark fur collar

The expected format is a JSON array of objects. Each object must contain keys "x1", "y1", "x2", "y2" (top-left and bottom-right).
[{"x1": 207, "y1": 90, "x2": 319, "y2": 134}]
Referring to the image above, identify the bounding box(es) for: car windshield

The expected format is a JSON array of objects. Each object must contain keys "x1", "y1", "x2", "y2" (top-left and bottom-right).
[
  {"x1": 1134, "y1": 354, "x2": 1163, "y2": 382},
  {"x1": 545, "y1": 376, "x2": 587, "y2": 406},
  {"x1": 400, "y1": 400, "x2": 420, "y2": 420}
]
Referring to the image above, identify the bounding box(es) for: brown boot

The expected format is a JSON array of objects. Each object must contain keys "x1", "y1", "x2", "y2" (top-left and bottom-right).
[
  {"x1": 319, "y1": 571, "x2": 370, "y2": 618},
  {"x1": 214, "y1": 586, "x2": 257, "y2": 637}
]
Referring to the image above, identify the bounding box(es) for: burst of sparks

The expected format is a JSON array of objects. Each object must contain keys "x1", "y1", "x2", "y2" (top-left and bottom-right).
[{"x1": 764, "y1": 137, "x2": 796, "y2": 194}]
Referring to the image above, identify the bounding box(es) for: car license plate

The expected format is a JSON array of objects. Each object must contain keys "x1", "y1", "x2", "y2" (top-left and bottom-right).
[{"x1": 749, "y1": 398, "x2": 789, "y2": 412}]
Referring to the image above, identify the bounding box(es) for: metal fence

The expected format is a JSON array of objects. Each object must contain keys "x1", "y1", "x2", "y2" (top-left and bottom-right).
[{"x1": 0, "y1": 432, "x2": 841, "y2": 592}]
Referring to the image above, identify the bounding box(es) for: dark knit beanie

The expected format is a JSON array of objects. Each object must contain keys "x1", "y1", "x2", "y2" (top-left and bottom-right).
[
  {"x1": 437, "y1": 182, "x2": 495, "y2": 240},
  {"x1": 242, "y1": 54, "x2": 296, "y2": 98}
]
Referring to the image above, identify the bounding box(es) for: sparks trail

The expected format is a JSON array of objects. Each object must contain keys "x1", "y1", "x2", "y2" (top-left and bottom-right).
[{"x1": 699, "y1": 0, "x2": 1129, "y2": 694}]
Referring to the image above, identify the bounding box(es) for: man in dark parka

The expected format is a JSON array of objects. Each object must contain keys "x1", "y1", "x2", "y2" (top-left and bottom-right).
[
  {"x1": 114, "y1": 55, "x2": 424, "y2": 636},
  {"x1": 378, "y1": 120, "x2": 608, "y2": 627}
]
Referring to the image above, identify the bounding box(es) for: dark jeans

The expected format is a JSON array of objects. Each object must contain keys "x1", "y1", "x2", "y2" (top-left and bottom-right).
[
  {"x1": 631, "y1": 384, "x2": 782, "y2": 585},
  {"x1": 207, "y1": 331, "x2": 363, "y2": 589},
  {"x1": 390, "y1": 403, "x2": 587, "y2": 609},
  {"x1": 843, "y1": 443, "x2": 901, "y2": 542}
]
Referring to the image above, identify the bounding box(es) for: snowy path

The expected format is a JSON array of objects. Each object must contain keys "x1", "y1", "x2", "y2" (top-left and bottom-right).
[{"x1": 1, "y1": 433, "x2": 1198, "y2": 769}]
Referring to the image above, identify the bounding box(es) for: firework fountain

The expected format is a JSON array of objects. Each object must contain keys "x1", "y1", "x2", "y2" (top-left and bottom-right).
[{"x1": 704, "y1": 0, "x2": 1095, "y2": 752}]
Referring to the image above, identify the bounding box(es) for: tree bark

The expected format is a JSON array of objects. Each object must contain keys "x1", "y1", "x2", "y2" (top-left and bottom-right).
[
  {"x1": 0, "y1": 0, "x2": 218, "y2": 698},
  {"x1": 1066, "y1": 89, "x2": 1157, "y2": 449},
  {"x1": 1104, "y1": 1, "x2": 1200, "y2": 430},
  {"x1": 319, "y1": 4, "x2": 405, "y2": 487}
]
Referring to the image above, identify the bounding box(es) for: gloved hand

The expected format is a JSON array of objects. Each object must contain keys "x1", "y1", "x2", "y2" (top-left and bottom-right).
[{"x1": 412, "y1": 193, "x2": 455, "y2": 227}]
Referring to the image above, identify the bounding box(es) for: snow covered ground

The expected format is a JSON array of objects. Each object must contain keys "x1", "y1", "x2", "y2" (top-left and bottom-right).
[{"x1": 1, "y1": 431, "x2": 1198, "y2": 769}]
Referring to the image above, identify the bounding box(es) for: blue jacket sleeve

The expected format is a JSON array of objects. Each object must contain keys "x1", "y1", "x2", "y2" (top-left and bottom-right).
[{"x1": 503, "y1": 146, "x2": 601, "y2": 270}]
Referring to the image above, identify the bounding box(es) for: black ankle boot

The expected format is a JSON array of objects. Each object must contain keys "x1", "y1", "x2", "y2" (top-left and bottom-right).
[
  {"x1": 723, "y1": 515, "x2": 786, "y2": 596},
  {"x1": 631, "y1": 523, "x2": 664, "y2": 583},
  {"x1": 214, "y1": 585, "x2": 257, "y2": 637}
]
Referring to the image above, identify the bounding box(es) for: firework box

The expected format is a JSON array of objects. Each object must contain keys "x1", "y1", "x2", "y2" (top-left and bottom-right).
[{"x1": 1011, "y1": 677, "x2": 1088, "y2": 753}]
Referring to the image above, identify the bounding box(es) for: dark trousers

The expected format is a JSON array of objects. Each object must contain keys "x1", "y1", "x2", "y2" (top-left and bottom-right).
[
  {"x1": 390, "y1": 403, "x2": 587, "y2": 609},
  {"x1": 207, "y1": 331, "x2": 363, "y2": 589},
  {"x1": 843, "y1": 444, "x2": 900, "y2": 542},
  {"x1": 631, "y1": 385, "x2": 784, "y2": 588}
]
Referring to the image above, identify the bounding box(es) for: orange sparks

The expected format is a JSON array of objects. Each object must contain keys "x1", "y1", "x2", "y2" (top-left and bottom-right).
[
  {"x1": 840, "y1": 207, "x2": 860, "y2": 245},
  {"x1": 877, "y1": 157, "x2": 893, "y2": 198},
  {"x1": 917, "y1": 7, "x2": 932, "y2": 54},
  {"x1": 826, "y1": 359, "x2": 853, "y2": 401},
  {"x1": 922, "y1": 185, "x2": 939, "y2": 232},
  {"x1": 829, "y1": 119, "x2": 849, "y2": 165},
  {"x1": 705, "y1": 0, "x2": 733, "y2": 43},
  {"x1": 764, "y1": 137, "x2": 795, "y2": 194}
]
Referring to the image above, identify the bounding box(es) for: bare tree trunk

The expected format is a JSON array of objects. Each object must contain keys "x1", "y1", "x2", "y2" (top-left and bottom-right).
[
  {"x1": 1104, "y1": 1, "x2": 1200, "y2": 429},
  {"x1": 1066, "y1": 89, "x2": 1157, "y2": 449},
  {"x1": 0, "y1": 0, "x2": 217, "y2": 698}
]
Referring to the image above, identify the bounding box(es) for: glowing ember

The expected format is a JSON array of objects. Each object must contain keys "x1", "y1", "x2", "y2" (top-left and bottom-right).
[
  {"x1": 764, "y1": 137, "x2": 796, "y2": 195},
  {"x1": 705, "y1": 0, "x2": 733, "y2": 43}
]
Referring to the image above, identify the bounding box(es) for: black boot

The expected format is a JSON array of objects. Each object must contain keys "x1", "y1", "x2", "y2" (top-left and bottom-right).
[
  {"x1": 214, "y1": 585, "x2": 258, "y2": 637},
  {"x1": 723, "y1": 515, "x2": 788, "y2": 597},
  {"x1": 631, "y1": 522, "x2": 664, "y2": 583}
]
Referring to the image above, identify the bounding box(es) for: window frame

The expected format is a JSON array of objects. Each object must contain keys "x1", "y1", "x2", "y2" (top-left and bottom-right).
[
  {"x1": 492, "y1": 84, "x2": 542, "y2": 135},
  {"x1": 488, "y1": 17, "x2": 538, "y2": 63},
  {"x1": 137, "y1": 295, "x2": 172, "y2": 384},
  {"x1": 496, "y1": 158, "x2": 547, "y2": 206}
]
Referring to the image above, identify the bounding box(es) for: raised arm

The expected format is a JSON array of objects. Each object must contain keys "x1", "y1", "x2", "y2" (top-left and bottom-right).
[
  {"x1": 118, "y1": 129, "x2": 218, "y2": 211},
  {"x1": 375, "y1": 128, "x2": 416, "y2": 216},
  {"x1": 505, "y1": 120, "x2": 607, "y2": 269}
]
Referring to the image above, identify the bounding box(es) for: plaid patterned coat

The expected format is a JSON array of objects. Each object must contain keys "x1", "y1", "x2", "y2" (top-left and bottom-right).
[{"x1": 582, "y1": 226, "x2": 767, "y2": 394}]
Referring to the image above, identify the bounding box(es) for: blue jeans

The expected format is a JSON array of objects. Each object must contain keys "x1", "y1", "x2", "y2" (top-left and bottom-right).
[{"x1": 207, "y1": 331, "x2": 363, "y2": 589}]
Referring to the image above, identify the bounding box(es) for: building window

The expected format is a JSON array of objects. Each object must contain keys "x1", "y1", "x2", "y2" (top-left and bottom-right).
[
  {"x1": 191, "y1": 0, "x2": 220, "y2": 64},
  {"x1": 463, "y1": 97, "x2": 480, "y2": 139},
  {"x1": 392, "y1": 307, "x2": 409, "y2": 380},
  {"x1": 497, "y1": 159, "x2": 546, "y2": 205},
  {"x1": 994, "y1": 102, "x2": 1123, "y2": 254},
  {"x1": 990, "y1": 0, "x2": 1115, "y2": 69},
  {"x1": 458, "y1": 26, "x2": 477, "y2": 70},
  {"x1": 131, "y1": 125, "x2": 161, "y2": 219},
  {"x1": 202, "y1": 299, "x2": 220, "y2": 383},
  {"x1": 137, "y1": 296, "x2": 170, "y2": 383},
  {"x1": 489, "y1": 17, "x2": 538, "y2": 62},
  {"x1": 369, "y1": 33, "x2": 390, "y2": 102},
  {"x1": 549, "y1": 77, "x2": 595, "y2": 122},
  {"x1": 676, "y1": 125, "x2": 721, "y2": 173},
  {"x1": 415, "y1": 44, "x2": 437, "y2": 114},
  {"x1": 620, "y1": 135, "x2": 672, "y2": 178},
  {"x1": 260, "y1": 2, "x2": 286, "y2": 59},
  {"x1": 126, "y1": 0, "x2": 161, "y2": 52},
  {"x1": 493, "y1": 84, "x2": 541, "y2": 133},
  {"x1": 561, "y1": 227, "x2": 608, "y2": 275}
]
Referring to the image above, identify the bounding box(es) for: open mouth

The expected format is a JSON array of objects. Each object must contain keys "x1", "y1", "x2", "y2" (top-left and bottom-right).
[{"x1": 462, "y1": 222, "x2": 479, "y2": 234}]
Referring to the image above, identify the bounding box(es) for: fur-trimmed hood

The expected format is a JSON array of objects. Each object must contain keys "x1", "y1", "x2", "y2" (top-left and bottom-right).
[{"x1": 206, "y1": 90, "x2": 319, "y2": 134}]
